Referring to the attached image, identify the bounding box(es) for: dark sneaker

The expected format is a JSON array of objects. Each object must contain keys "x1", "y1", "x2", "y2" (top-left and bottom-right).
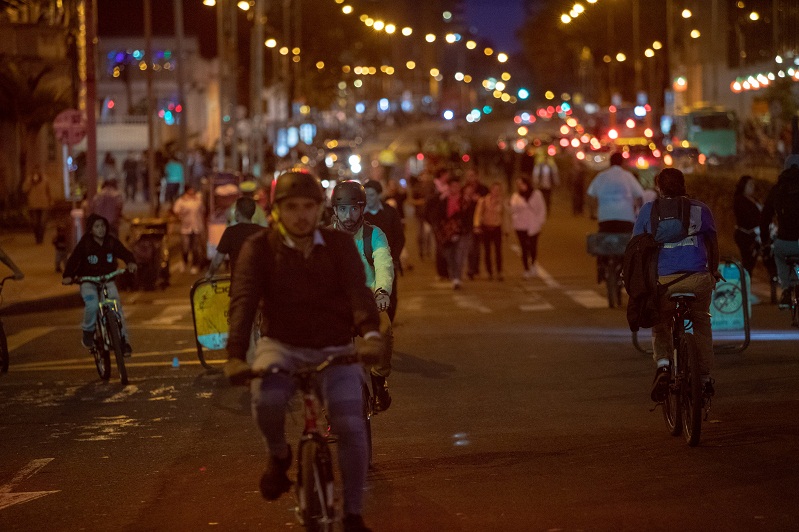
[
  {"x1": 82, "y1": 330, "x2": 94, "y2": 348},
  {"x1": 650, "y1": 366, "x2": 671, "y2": 403},
  {"x1": 371, "y1": 374, "x2": 392, "y2": 412},
  {"x1": 702, "y1": 378, "x2": 715, "y2": 397},
  {"x1": 343, "y1": 514, "x2": 373, "y2": 532},
  {"x1": 259, "y1": 446, "x2": 292, "y2": 500},
  {"x1": 779, "y1": 289, "x2": 792, "y2": 309},
  {"x1": 123, "y1": 343, "x2": 133, "y2": 357}
]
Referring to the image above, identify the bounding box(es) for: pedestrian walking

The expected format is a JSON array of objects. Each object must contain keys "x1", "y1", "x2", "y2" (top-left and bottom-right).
[
  {"x1": 122, "y1": 152, "x2": 139, "y2": 201},
  {"x1": 435, "y1": 177, "x2": 470, "y2": 289},
  {"x1": 474, "y1": 181, "x2": 505, "y2": 280},
  {"x1": 23, "y1": 169, "x2": 53, "y2": 244},
  {"x1": 172, "y1": 184, "x2": 205, "y2": 274},
  {"x1": 532, "y1": 155, "x2": 559, "y2": 211},
  {"x1": 510, "y1": 177, "x2": 547, "y2": 278},
  {"x1": 89, "y1": 178, "x2": 125, "y2": 238}
]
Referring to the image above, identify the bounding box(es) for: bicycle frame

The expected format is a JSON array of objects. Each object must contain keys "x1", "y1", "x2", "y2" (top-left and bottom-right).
[
  {"x1": 75, "y1": 269, "x2": 128, "y2": 384},
  {"x1": 258, "y1": 353, "x2": 361, "y2": 531}
]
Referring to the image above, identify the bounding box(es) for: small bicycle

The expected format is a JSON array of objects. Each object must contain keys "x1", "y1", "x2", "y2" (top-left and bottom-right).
[
  {"x1": 660, "y1": 292, "x2": 706, "y2": 446},
  {"x1": 255, "y1": 352, "x2": 373, "y2": 531},
  {"x1": 0, "y1": 275, "x2": 20, "y2": 374},
  {"x1": 74, "y1": 269, "x2": 130, "y2": 385}
]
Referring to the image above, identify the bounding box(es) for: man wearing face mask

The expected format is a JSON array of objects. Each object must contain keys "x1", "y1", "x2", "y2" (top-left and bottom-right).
[{"x1": 330, "y1": 180, "x2": 395, "y2": 412}]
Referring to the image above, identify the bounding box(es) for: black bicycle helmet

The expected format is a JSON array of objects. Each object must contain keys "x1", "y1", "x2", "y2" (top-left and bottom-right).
[
  {"x1": 331, "y1": 180, "x2": 366, "y2": 206},
  {"x1": 272, "y1": 169, "x2": 325, "y2": 204}
]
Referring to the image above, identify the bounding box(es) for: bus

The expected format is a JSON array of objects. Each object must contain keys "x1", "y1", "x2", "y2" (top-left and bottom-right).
[{"x1": 673, "y1": 107, "x2": 737, "y2": 160}]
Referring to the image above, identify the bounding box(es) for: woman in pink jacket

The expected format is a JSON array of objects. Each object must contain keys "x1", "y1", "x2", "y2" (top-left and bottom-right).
[{"x1": 509, "y1": 177, "x2": 547, "y2": 279}]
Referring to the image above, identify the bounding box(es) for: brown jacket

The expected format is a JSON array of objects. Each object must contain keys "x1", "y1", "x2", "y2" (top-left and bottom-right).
[{"x1": 227, "y1": 226, "x2": 380, "y2": 360}]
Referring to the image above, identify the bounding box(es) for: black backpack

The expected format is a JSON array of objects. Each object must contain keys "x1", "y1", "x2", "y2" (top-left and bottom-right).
[
  {"x1": 650, "y1": 196, "x2": 693, "y2": 244},
  {"x1": 623, "y1": 233, "x2": 661, "y2": 331},
  {"x1": 623, "y1": 199, "x2": 695, "y2": 331}
]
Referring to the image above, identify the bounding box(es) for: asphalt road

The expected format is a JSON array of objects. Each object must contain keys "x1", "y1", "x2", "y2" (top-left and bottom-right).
[{"x1": 2, "y1": 199, "x2": 799, "y2": 531}]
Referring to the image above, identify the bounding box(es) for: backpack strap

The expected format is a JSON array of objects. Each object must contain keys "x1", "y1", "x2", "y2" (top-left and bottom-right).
[
  {"x1": 363, "y1": 222, "x2": 374, "y2": 269},
  {"x1": 679, "y1": 196, "x2": 691, "y2": 235},
  {"x1": 649, "y1": 198, "x2": 660, "y2": 235},
  {"x1": 659, "y1": 271, "x2": 694, "y2": 289}
]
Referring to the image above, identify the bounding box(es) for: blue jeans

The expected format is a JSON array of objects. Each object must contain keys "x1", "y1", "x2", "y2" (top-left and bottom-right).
[
  {"x1": 442, "y1": 235, "x2": 469, "y2": 282},
  {"x1": 250, "y1": 337, "x2": 367, "y2": 515},
  {"x1": 80, "y1": 281, "x2": 129, "y2": 339}
]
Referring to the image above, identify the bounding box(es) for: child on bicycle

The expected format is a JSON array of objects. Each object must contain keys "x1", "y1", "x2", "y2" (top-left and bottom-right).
[{"x1": 62, "y1": 213, "x2": 137, "y2": 354}]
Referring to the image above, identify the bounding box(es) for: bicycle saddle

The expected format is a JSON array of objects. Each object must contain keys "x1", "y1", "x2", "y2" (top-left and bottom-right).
[{"x1": 670, "y1": 292, "x2": 697, "y2": 301}]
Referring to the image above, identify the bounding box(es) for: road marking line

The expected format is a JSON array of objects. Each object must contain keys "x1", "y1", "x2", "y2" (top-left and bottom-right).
[
  {"x1": 565, "y1": 290, "x2": 609, "y2": 308},
  {"x1": 536, "y1": 265, "x2": 561, "y2": 289},
  {"x1": 0, "y1": 459, "x2": 60, "y2": 511},
  {"x1": 103, "y1": 385, "x2": 140, "y2": 403},
  {"x1": 142, "y1": 304, "x2": 189, "y2": 325},
  {"x1": 519, "y1": 303, "x2": 554, "y2": 312},
  {"x1": 10, "y1": 358, "x2": 225, "y2": 372},
  {"x1": 452, "y1": 294, "x2": 492, "y2": 314},
  {"x1": 6, "y1": 327, "x2": 56, "y2": 352},
  {"x1": 12, "y1": 348, "x2": 199, "y2": 369}
]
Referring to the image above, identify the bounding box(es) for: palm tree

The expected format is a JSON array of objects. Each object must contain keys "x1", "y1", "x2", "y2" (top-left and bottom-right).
[{"x1": 0, "y1": 61, "x2": 71, "y2": 206}]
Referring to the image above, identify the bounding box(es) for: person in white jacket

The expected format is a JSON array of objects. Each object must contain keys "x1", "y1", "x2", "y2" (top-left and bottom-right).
[{"x1": 509, "y1": 177, "x2": 547, "y2": 278}]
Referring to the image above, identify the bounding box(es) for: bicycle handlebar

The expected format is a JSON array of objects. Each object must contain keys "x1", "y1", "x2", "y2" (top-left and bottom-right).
[
  {"x1": 250, "y1": 352, "x2": 362, "y2": 379},
  {"x1": 73, "y1": 269, "x2": 128, "y2": 285}
]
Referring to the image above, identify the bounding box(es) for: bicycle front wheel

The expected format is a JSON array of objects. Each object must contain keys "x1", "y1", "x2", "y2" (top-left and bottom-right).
[
  {"x1": 681, "y1": 334, "x2": 703, "y2": 446},
  {"x1": 662, "y1": 361, "x2": 682, "y2": 436},
  {"x1": 105, "y1": 311, "x2": 128, "y2": 385},
  {"x1": 0, "y1": 320, "x2": 8, "y2": 374},
  {"x1": 297, "y1": 438, "x2": 335, "y2": 531},
  {"x1": 93, "y1": 324, "x2": 111, "y2": 381}
]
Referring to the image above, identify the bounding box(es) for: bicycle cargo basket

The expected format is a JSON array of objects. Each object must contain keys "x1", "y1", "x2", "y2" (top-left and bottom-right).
[{"x1": 586, "y1": 232, "x2": 632, "y2": 256}]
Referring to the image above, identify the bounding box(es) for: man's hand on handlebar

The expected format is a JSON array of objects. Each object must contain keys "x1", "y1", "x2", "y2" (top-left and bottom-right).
[
  {"x1": 374, "y1": 289, "x2": 390, "y2": 312},
  {"x1": 61, "y1": 276, "x2": 72, "y2": 285},
  {"x1": 224, "y1": 357, "x2": 251, "y2": 385},
  {"x1": 127, "y1": 262, "x2": 138, "y2": 274}
]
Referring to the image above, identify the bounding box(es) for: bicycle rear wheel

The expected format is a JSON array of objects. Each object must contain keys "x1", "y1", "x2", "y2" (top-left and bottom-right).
[
  {"x1": 662, "y1": 362, "x2": 682, "y2": 436},
  {"x1": 362, "y1": 382, "x2": 373, "y2": 468},
  {"x1": 0, "y1": 321, "x2": 8, "y2": 374},
  {"x1": 297, "y1": 438, "x2": 336, "y2": 532},
  {"x1": 105, "y1": 311, "x2": 128, "y2": 385},
  {"x1": 605, "y1": 262, "x2": 619, "y2": 308},
  {"x1": 681, "y1": 334, "x2": 703, "y2": 446},
  {"x1": 791, "y1": 287, "x2": 799, "y2": 328}
]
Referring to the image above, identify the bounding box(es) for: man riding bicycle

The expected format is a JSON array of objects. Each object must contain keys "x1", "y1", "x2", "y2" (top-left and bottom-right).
[
  {"x1": 224, "y1": 168, "x2": 383, "y2": 532},
  {"x1": 330, "y1": 180, "x2": 395, "y2": 412},
  {"x1": 633, "y1": 169, "x2": 721, "y2": 402},
  {"x1": 760, "y1": 154, "x2": 799, "y2": 308},
  {"x1": 587, "y1": 152, "x2": 645, "y2": 281}
]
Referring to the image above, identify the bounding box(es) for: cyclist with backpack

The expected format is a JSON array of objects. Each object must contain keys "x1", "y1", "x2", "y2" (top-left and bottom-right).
[
  {"x1": 224, "y1": 169, "x2": 382, "y2": 532},
  {"x1": 330, "y1": 180, "x2": 395, "y2": 412},
  {"x1": 632, "y1": 168, "x2": 721, "y2": 402},
  {"x1": 760, "y1": 154, "x2": 799, "y2": 308}
]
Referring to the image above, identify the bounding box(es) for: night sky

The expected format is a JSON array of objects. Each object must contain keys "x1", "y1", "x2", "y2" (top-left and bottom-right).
[
  {"x1": 98, "y1": 0, "x2": 527, "y2": 57},
  {"x1": 464, "y1": 0, "x2": 525, "y2": 53}
]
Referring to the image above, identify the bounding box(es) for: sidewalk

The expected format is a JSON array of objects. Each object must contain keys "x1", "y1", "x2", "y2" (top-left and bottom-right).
[{"x1": 0, "y1": 199, "x2": 156, "y2": 316}]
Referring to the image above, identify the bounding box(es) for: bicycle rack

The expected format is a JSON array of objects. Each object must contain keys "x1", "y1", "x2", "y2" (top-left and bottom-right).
[
  {"x1": 189, "y1": 275, "x2": 231, "y2": 370},
  {"x1": 632, "y1": 258, "x2": 751, "y2": 356}
]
